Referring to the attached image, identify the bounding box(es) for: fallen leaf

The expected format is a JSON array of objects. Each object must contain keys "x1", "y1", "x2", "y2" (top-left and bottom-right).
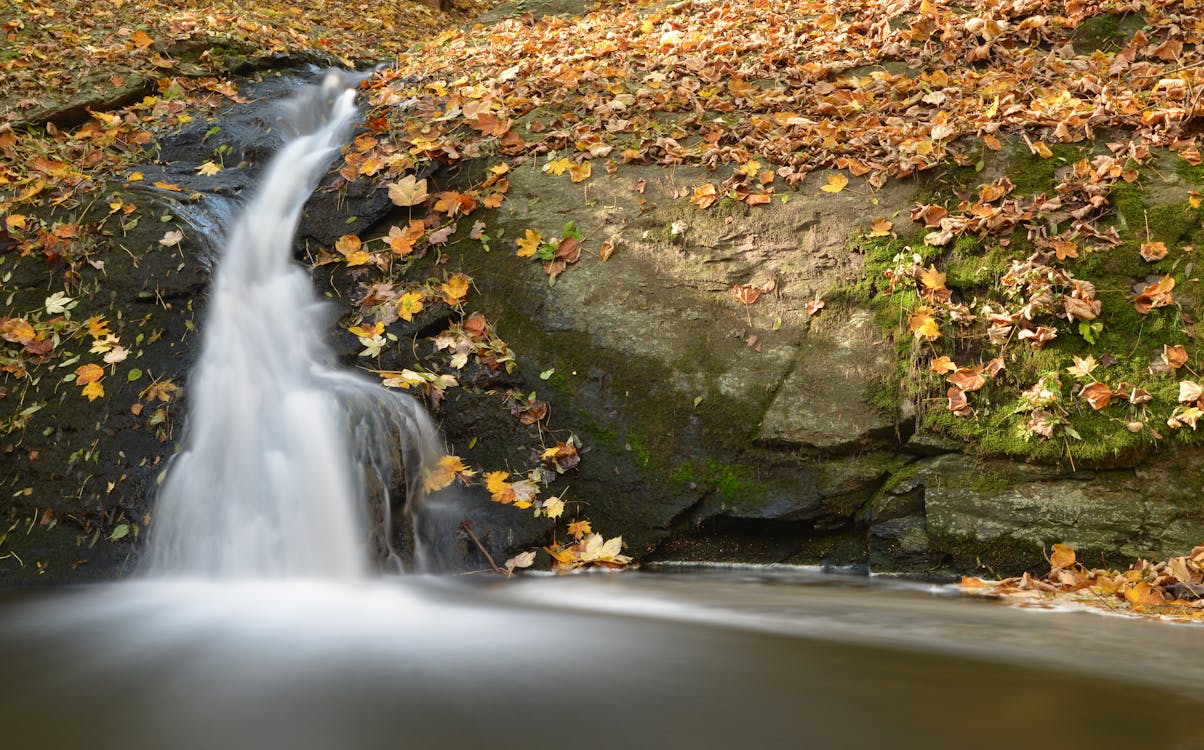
[
  {"x1": 159, "y1": 229, "x2": 184, "y2": 247},
  {"x1": 388, "y1": 175, "x2": 429, "y2": 207},
  {"x1": 820, "y1": 172, "x2": 849, "y2": 193},
  {"x1": 1050, "y1": 543, "x2": 1076, "y2": 569},
  {"x1": 1140, "y1": 241, "x2": 1169, "y2": 262},
  {"x1": 1078, "y1": 381, "x2": 1114, "y2": 410},
  {"x1": 733, "y1": 284, "x2": 760, "y2": 305}
]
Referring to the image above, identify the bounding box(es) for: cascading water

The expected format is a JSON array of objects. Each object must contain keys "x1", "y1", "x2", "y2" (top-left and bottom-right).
[{"x1": 144, "y1": 71, "x2": 438, "y2": 579}]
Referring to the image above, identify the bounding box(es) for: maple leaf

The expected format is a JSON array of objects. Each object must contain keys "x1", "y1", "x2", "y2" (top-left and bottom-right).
[
  {"x1": 0, "y1": 318, "x2": 37, "y2": 345},
  {"x1": 348, "y1": 321, "x2": 384, "y2": 338},
  {"x1": 159, "y1": 229, "x2": 184, "y2": 247},
  {"x1": 388, "y1": 175, "x2": 428, "y2": 207},
  {"x1": 90, "y1": 334, "x2": 121, "y2": 354},
  {"x1": 504, "y1": 550, "x2": 537, "y2": 573},
  {"x1": 75, "y1": 363, "x2": 104, "y2": 385},
  {"x1": 516, "y1": 229, "x2": 542, "y2": 258},
  {"x1": 820, "y1": 173, "x2": 848, "y2": 193},
  {"x1": 567, "y1": 520, "x2": 592, "y2": 539},
  {"x1": 81, "y1": 380, "x2": 105, "y2": 401},
  {"x1": 440, "y1": 273, "x2": 471, "y2": 305},
  {"x1": 908, "y1": 307, "x2": 941, "y2": 340},
  {"x1": 1066, "y1": 355, "x2": 1097, "y2": 378},
  {"x1": 86, "y1": 315, "x2": 111, "y2": 339},
  {"x1": 1050, "y1": 238, "x2": 1078, "y2": 261},
  {"x1": 1132, "y1": 275, "x2": 1176, "y2": 314},
  {"x1": 44, "y1": 292, "x2": 74, "y2": 315},
  {"x1": 484, "y1": 471, "x2": 513, "y2": 502},
  {"x1": 425, "y1": 454, "x2": 476, "y2": 492},
  {"x1": 397, "y1": 291, "x2": 424, "y2": 322},
  {"x1": 1168, "y1": 406, "x2": 1204, "y2": 430},
  {"x1": 196, "y1": 161, "x2": 222, "y2": 176},
  {"x1": 426, "y1": 225, "x2": 454, "y2": 245},
  {"x1": 930, "y1": 356, "x2": 957, "y2": 374},
  {"x1": 1123, "y1": 581, "x2": 1165, "y2": 606},
  {"x1": 919, "y1": 266, "x2": 946, "y2": 292},
  {"x1": 541, "y1": 496, "x2": 565, "y2": 519},
  {"x1": 102, "y1": 346, "x2": 129, "y2": 365},
  {"x1": 869, "y1": 217, "x2": 893, "y2": 237}
]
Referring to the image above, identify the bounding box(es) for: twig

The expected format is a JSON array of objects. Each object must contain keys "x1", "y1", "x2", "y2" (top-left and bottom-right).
[{"x1": 459, "y1": 520, "x2": 505, "y2": 575}]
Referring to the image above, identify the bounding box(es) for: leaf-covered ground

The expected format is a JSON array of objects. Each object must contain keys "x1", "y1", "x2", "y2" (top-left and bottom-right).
[{"x1": 6, "y1": 0, "x2": 1204, "y2": 606}]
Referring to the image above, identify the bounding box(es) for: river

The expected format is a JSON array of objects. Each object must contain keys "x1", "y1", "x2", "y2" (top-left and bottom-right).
[{"x1": 1, "y1": 568, "x2": 1199, "y2": 750}]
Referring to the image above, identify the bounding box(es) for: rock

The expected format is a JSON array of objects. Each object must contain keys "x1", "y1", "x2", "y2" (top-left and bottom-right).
[
  {"x1": 758, "y1": 309, "x2": 903, "y2": 453},
  {"x1": 899, "y1": 453, "x2": 1204, "y2": 575}
]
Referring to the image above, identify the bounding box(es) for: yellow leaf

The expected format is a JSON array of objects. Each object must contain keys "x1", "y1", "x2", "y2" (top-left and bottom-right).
[
  {"x1": 820, "y1": 173, "x2": 849, "y2": 193},
  {"x1": 347, "y1": 321, "x2": 384, "y2": 338},
  {"x1": 907, "y1": 308, "x2": 941, "y2": 340},
  {"x1": 397, "y1": 291, "x2": 424, "y2": 322},
  {"x1": 484, "y1": 471, "x2": 512, "y2": 499},
  {"x1": 5, "y1": 214, "x2": 27, "y2": 231},
  {"x1": 568, "y1": 161, "x2": 592, "y2": 183},
  {"x1": 196, "y1": 161, "x2": 222, "y2": 176},
  {"x1": 542, "y1": 496, "x2": 565, "y2": 519},
  {"x1": 81, "y1": 380, "x2": 105, "y2": 401},
  {"x1": 86, "y1": 315, "x2": 111, "y2": 339},
  {"x1": 869, "y1": 217, "x2": 893, "y2": 237},
  {"x1": 919, "y1": 266, "x2": 946, "y2": 291},
  {"x1": 544, "y1": 157, "x2": 573, "y2": 176},
  {"x1": 1031, "y1": 141, "x2": 1053, "y2": 158},
  {"x1": 440, "y1": 273, "x2": 471, "y2": 305},
  {"x1": 516, "y1": 229, "x2": 542, "y2": 258},
  {"x1": 128, "y1": 171, "x2": 144, "y2": 182},
  {"x1": 1049, "y1": 543, "x2": 1076, "y2": 569}
]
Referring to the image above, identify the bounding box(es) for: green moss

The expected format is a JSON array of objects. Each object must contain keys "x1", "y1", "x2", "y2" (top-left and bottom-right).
[
  {"x1": 672, "y1": 459, "x2": 766, "y2": 498},
  {"x1": 1008, "y1": 143, "x2": 1084, "y2": 197},
  {"x1": 1072, "y1": 13, "x2": 1145, "y2": 55}
]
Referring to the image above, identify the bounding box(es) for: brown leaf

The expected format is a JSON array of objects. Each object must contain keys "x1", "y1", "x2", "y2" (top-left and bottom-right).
[
  {"x1": 947, "y1": 367, "x2": 985, "y2": 393},
  {"x1": 1140, "y1": 241, "x2": 1169, "y2": 262},
  {"x1": 732, "y1": 284, "x2": 760, "y2": 305},
  {"x1": 1078, "y1": 381, "x2": 1114, "y2": 410},
  {"x1": 1162, "y1": 344, "x2": 1188, "y2": 370},
  {"x1": 946, "y1": 386, "x2": 970, "y2": 416}
]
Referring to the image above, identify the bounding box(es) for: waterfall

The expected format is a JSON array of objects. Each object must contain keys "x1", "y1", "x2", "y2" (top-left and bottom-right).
[{"x1": 144, "y1": 72, "x2": 438, "y2": 579}]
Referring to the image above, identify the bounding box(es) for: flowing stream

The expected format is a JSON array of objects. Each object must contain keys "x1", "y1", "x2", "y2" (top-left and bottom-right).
[
  {"x1": 143, "y1": 71, "x2": 436, "y2": 578},
  {"x1": 1, "y1": 73, "x2": 1202, "y2": 750}
]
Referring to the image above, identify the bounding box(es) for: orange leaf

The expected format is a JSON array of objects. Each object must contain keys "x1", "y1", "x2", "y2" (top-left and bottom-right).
[
  {"x1": 75, "y1": 363, "x2": 104, "y2": 386},
  {"x1": 1049, "y1": 543, "x2": 1076, "y2": 569},
  {"x1": 732, "y1": 284, "x2": 760, "y2": 305}
]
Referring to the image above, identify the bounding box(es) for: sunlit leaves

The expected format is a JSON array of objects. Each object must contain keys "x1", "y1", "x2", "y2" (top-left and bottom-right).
[
  {"x1": 388, "y1": 175, "x2": 429, "y2": 207},
  {"x1": 516, "y1": 229, "x2": 542, "y2": 258},
  {"x1": 440, "y1": 273, "x2": 471, "y2": 306},
  {"x1": 397, "y1": 291, "x2": 424, "y2": 322},
  {"x1": 819, "y1": 173, "x2": 848, "y2": 193}
]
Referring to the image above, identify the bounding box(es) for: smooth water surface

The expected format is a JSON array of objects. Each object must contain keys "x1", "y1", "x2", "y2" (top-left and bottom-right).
[{"x1": 1, "y1": 570, "x2": 1200, "y2": 750}]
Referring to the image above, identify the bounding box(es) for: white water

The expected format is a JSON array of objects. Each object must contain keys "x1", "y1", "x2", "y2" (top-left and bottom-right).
[{"x1": 144, "y1": 72, "x2": 438, "y2": 578}]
